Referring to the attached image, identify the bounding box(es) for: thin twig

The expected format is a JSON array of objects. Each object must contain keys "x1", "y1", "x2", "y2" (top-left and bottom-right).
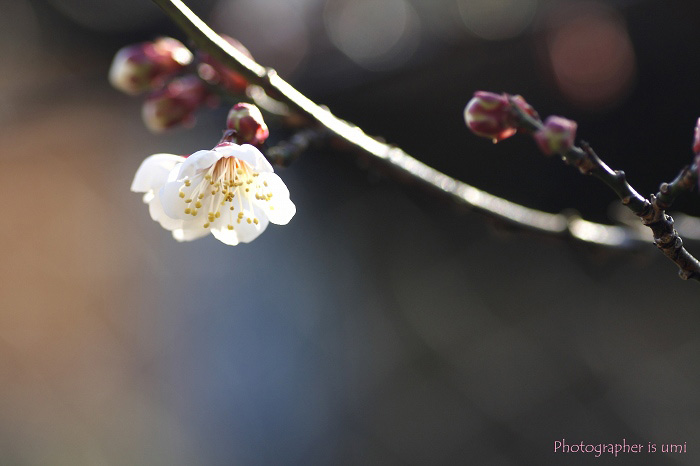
[
  {"x1": 655, "y1": 162, "x2": 698, "y2": 210},
  {"x1": 266, "y1": 128, "x2": 327, "y2": 166},
  {"x1": 151, "y1": 0, "x2": 700, "y2": 279},
  {"x1": 512, "y1": 101, "x2": 700, "y2": 281}
]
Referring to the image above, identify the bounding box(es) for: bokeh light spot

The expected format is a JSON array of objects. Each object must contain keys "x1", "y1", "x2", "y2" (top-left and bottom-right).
[
  {"x1": 324, "y1": 0, "x2": 420, "y2": 70},
  {"x1": 458, "y1": 0, "x2": 539, "y2": 41},
  {"x1": 212, "y1": 0, "x2": 310, "y2": 77},
  {"x1": 545, "y1": 2, "x2": 636, "y2": 109}
]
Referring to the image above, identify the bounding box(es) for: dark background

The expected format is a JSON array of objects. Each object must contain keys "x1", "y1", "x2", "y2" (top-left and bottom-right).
[{"x1": 1, "y1": 0, "x2": 699, "y2": 464}]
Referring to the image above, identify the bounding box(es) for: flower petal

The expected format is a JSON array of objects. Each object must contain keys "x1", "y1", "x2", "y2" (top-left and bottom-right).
[
  {"x1": 210, "y1": 228, "x2": 240, "y2": 245},
  {"x1": 212, "y1": 206, "x2": 269, "y2": 244},
  {"x1": 149, "y1": 191, "x2": 183, "y2": 231},
  {"x1": 159, "y1": 180, "x2": 190, "y2": 220},
  {"x1": 172, "y1": 221, "x2": 212, "y2": 242},
  {"x1": 131, "y1": 153, "x2": 184, "y2": 192},
  {"x1": 264, "y1": 197, "x2": 296, "y2": 225},
  {"x1": 256, "y1": 173, "x2": 295, "y2": 225},
  {"x1": 210, "y1": 204, "x2": 239, "y2": 245},
  {"x1": 177, "y1": 149, "x2": 223, "y2": 179},
  {"x1": 215, "y1": 144, "x2": 273, "y2": 173}
]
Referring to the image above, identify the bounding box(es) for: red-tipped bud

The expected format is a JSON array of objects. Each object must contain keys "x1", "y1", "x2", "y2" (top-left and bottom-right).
[
  {"x1": 692, "y1": 118, "x2": 700, "y2": 155},
  {"x1": 226, "y1": 103, "x2": 269, "y2": 146},
  {"x1": 109, "y1": 37, "x2": 193, "y2": 95},
  {"x1": 142, "y1": 76, "x2": 209, "y2": 132},
  {"x1": 533, "y1": 116, "x2": 578, "y2": 155},
  {"x1": 198, "y1": 35, "x2": 253, "y2": 95},
  {"x1": 464, "y1": 91, "x2": 536, "y2": 143}
]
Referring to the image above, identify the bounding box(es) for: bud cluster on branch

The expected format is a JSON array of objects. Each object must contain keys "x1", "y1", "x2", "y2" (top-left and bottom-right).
[
  {"x1": 111, "y1": 33, "x2": 296, "y2": 246},
  {"x1": 110, "y1": 34, "x2": 253, "y2": 132},
  {"x1": 465, "y1": 91, "x2": 700, "y2": 280}
]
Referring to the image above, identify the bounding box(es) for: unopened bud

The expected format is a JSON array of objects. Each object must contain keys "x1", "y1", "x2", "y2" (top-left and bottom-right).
[
  {"x1": 533, "y1": 116, "x2": 578, "y2": 155},
  {"x1": 142, "y1": 76, "x2": 209, "y2": 132},
  {"x1": 464, "y1": 91, "x2": 536, "y2": 143},
  {"x1": 226, "y1": 103, "x2": 269, "y2": 145},
  {"x1": 693, "y1": 117, "x2": 700, "y2": 155},
  {"x1": 109, "y1": 37, "x2": 193, "y2": 95},
  {"x1": 198, "y1": 35, "x2": 253, "y2": 94}
]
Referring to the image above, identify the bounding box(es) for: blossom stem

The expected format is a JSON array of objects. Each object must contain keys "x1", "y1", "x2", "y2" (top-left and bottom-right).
[{"x1": 151, "y1": 0, "x2": 700, "y2": 280}]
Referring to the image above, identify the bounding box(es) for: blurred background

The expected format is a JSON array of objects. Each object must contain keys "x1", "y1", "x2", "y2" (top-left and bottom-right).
[{"x1": 2, "y1": 0, "x2": 700, "y2": 464}]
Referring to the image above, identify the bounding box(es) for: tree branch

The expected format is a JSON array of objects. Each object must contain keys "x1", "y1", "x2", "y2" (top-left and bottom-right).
[
  {"x1": 151, "y1": 0, "x2": 700, "y2": 280},
  {"x1": 511, "y1": 100, "x2": 700, "y2": 281}
]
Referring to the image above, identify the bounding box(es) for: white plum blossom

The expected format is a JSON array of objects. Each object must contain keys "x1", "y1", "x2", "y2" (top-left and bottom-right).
[{"x1": 131, "y1": 143, "x2": 295, "y2": 245}]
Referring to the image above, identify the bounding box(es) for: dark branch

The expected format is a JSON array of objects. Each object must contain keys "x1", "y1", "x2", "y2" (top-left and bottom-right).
[
  {"x1": 510, "y1": 98, "x2": 700, "y2": 281},
  {"x1": 151, "y1": 0, "x2": 700, "y2": 280}
]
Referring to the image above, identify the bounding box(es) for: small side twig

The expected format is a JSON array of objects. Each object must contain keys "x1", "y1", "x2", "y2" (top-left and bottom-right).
[
  {"x1": 655, "y1": 162, "x2": 698, "y2": 210},
  {"x1": 266, "y1": 128, "x2": 328, "y2": 166},
  {"x1": 643, "y1": 162, "x2": 699, "y2": 280},
  {"x1": 511, "y1": 99, "x2": 700, "y2": 281}
]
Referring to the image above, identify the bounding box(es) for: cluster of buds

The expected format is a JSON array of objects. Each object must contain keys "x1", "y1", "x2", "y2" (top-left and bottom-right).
[
  {"x1": 110, "y1": 35, "x2": 253, "y2": 133},
  {"x1": 109, "y1": 37, "x2": 193, "y2": 95},
  {"x1": 465, "y1": 91, "x2": 577, "y2": 156},
  {"x1": 464, "y1": 91, "x2": 537, "y2": 143}
]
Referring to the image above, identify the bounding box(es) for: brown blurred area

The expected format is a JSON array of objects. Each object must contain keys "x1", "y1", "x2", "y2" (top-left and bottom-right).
[{"x1": 2, "y1": 0, "x2": 700, "y2": 465}]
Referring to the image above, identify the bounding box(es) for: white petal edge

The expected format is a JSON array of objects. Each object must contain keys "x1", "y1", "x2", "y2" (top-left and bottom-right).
[
  {"x1": 177, "y1": 149, "x2": 223, "y2": 179},
  {"x1": 256, "y1": 172, "x2": 295, "y2": 225},
  {"x1": 263, "y1": 197, "x2": 296, "y2": 225},
  {"x1": 131, "y1": 153, "x2": 185, "y2": 192},
  {"x1": 172, "y1": 222, "x2": 212, "y2": 242},
  {"x1": 212, "y1": 207, "x2": 269, "y2": 244},
  {"x1": 149, "y1": 191, "x2": 183, "y2": 231},
  {"x1": 159, "y1": 180, "x2": 190, "y2": 220},
  {"x1": 209, "y1": 204, "x2": 240, "y2": 245},
  {"x1": 214, "y1": 144, "x2": 273, "y2": 173}
]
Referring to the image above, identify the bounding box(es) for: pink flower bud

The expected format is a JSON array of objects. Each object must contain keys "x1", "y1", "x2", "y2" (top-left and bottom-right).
[
  {"x1": 197, "y1": 35, "x2": 253, "y2": 95},
  {"x1": 464, "y1": 91, "x2": 536, "y2": 143},
  {"x1": 109, "y1": 37, "x2": 193, "y2": 95},
  {"x1": 226, "y1": 103, "x2": 269, "y2": 146},
  {"x1": 142, "y1": 76, "x2": 209, "y2": 132},
  {"x1": 693, "y1": 117, "x2": 700, "y2": 155},
  {"x1": 533, "y1": 116, "x2": 578, "y2": 155}
]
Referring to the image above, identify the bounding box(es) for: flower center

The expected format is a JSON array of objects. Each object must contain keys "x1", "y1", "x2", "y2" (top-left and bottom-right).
[{"x1": 177, "y1": 156, "x2": 273, "y2": 229}]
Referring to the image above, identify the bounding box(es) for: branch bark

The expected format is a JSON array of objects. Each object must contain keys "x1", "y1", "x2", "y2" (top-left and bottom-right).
[
  {"x1": 151, "y1": 0, "x2": 700, "y2": 280},
  {"x1": 512, "y1": 101, "x2": 700, "y2": 281}
]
